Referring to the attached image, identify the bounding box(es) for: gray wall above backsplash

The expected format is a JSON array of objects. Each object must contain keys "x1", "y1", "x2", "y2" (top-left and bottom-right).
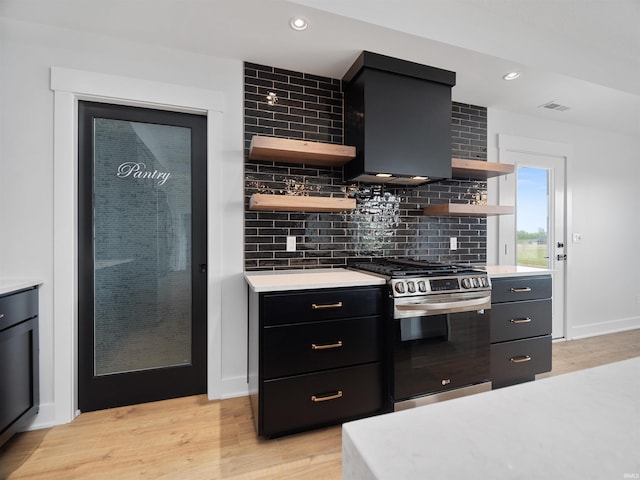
[{"x1": 244, "y1": 62, "x2": 487, "y2": 271}]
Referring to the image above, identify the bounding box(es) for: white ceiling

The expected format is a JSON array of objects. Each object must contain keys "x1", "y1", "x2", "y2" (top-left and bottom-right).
[{"x1": 1, "y1": 0, "x2": 639, "y2": 136}]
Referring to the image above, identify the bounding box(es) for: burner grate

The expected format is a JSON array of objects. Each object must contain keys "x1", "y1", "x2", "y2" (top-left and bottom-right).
[{"x1": 350, "y1": 258, "x2": 482, "y2": 277}]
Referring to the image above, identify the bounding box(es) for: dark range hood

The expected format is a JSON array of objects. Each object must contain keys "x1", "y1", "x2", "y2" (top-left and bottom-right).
[{"x1": 342, "y1": 51, "x2": 456, "y2": 185}]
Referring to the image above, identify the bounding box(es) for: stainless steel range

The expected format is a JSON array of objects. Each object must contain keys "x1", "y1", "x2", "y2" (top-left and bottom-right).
[{"x1": 349, "y1": 258, "x2": 492, "y2": 410}]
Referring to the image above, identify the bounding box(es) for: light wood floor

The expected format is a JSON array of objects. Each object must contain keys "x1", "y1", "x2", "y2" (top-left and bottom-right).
[{"x1": 2, "y1": 329, "x2": 639, "y2": 480}]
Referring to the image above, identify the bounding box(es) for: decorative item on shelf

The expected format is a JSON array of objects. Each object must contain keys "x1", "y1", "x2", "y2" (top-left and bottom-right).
[
  {"x1": 282, "y1": 178, "x2": 321, "y2": 196},
  {"x1": 470, "y1": 188, "x2": 488, "y2": 206},
  {"x1": 246, "y1": 176, "x2": 321, "y2": 196},
  {"x1": 459, "y1": 181, "x2": 488, "y2": 206}
]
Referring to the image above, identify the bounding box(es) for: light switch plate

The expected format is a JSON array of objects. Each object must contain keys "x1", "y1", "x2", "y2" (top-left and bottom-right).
[{"x1": 450, "y1": 237, "x2": 457, "y2": 250}]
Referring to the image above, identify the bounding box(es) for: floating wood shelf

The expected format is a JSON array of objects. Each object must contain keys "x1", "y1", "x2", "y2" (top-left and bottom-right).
[
  {"x1": 451, "y1": 158, "x2": 515, "y2": 179},
  {"x1": 423, "y1": 204, "x2": 515, "y2": 216},
  {"x1": 249, "y1": 136, "x2": 356, "y2": 167},
  {"x1": 249, "y1": 194, "x2": 356, "y2": 213}
]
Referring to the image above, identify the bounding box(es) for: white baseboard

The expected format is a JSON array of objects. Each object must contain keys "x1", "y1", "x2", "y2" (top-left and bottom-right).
[
  {"x1": 209, "y1": 375, "x2": 248, "y2": 400},
  {"x1": 567, "y1": 316, "x2": 640, "y2": 340},
  {"x1": 18, "y1": 402, "x2": 56, "y2": 432}
]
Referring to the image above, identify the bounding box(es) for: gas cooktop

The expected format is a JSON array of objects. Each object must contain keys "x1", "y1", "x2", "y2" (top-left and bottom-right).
[{"x1": 348, "y1": 258, "x2": 484, "y2": 277}]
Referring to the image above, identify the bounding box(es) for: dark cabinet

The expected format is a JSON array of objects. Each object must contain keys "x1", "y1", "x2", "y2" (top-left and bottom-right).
[
  {"x1": 248, "y1": 285, "x2": 389, "y2": 437},
  {"x1": 490, "y1": 275, "x2": 552, "y2": 389},
  {"x1": 0, "y1": 286, "x2": 39, "y2": 448}
]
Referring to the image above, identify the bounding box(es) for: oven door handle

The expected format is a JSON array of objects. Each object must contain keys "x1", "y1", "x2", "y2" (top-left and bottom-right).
[{"x1": 395, "y1": 295, "x2": 491, "y2": 313}]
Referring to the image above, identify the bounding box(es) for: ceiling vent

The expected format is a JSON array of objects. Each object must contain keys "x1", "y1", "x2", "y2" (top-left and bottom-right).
[{"x1": 539, "y1": 101, "x2": 571, "y2": 112}]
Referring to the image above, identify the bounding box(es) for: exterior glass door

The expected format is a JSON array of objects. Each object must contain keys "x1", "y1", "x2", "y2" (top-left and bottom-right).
[
  {"x1": 78, "y1": 102, "x2": 207, "y2": 411},
  {"x1": 500, "y1": 149, "x2": 566, "y2": 339}
]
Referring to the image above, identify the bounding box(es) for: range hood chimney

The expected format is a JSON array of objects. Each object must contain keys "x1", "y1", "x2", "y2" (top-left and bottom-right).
[{"x1": 342, "y1": 51, "x2": 456, "y2": 185}]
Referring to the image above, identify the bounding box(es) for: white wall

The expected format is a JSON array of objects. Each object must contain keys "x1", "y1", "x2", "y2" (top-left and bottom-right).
[
  {"x1": 487, "y1": 108, "x2": 640, "y2": 339},
  {"x1": 0, "y1": 18, "x2": 248, "y2": 428}
]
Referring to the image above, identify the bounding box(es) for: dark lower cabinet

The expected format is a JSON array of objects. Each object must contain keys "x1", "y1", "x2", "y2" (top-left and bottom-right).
[
  {"x1": 248, "y1": 285, "x2": 389, "y2": 438},
  {"x1": 0, "y1": 286, "x2": 39, "y2": 448},
  {"x1": 490, "y1": 275, "x2": 552, "y2": 389},
  {"x1": 262, "y1": 363, "x2": 383, "y2": 436}
]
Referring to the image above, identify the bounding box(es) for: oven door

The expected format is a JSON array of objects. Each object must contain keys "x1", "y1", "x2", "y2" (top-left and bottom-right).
[{"x1": 392, "y1": 293, "x2": 491, "y2": 403}]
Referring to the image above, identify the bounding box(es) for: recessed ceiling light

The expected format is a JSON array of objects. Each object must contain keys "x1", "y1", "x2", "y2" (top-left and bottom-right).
[
  {"x1": 503, "y1": 72, "x2": 521, "y2": 81},
  {"x1": 290, "y1": 16, "x2": 309, "y2": 31}
]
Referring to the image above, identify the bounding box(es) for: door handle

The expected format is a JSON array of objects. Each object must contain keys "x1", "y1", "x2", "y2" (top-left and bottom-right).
[{"x1": 199, "y1": 264, "x2": 207, "y2": 273}]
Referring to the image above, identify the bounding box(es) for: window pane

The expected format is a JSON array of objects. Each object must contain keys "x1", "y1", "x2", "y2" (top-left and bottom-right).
[
  {"x1": 516, "y1": 167, "x2": 549, "y2": 268},
  {"x1": 93, "y1": 118, "x2": 192, "y2": 376}
]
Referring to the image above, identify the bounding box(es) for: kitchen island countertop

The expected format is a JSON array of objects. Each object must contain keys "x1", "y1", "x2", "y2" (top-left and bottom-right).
[
  {"x1": 342, "y1": 356, "x2": 640, "y2": 479},
  {"x1": 244, "y1": 268, "x2": 386, "y2": 292}
]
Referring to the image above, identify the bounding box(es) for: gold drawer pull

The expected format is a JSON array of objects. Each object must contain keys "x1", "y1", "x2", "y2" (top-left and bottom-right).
[
  {"x1": 311, "y1": 391, "x2": 343, "y2": 403},
  {"x1": 510, "y1": 287, "x2": 532, "y2": 293},
  {"x1": 510, "y1": 317, "x2": 532, "y2": 324},
  {"x1": 311, "y1": 301, "x2": 343, "y2": 310},
  {"x1": 311, "y1": 341, "x2": 343, "y2": 350},
  {"x1": 510, "y1": 355, "x2": 532, "y2": 363}
]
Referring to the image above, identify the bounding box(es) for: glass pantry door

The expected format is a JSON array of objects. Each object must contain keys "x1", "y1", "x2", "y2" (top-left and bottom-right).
[{"x1": 78, "y1": 101, "x2": 207, "y2": 412}]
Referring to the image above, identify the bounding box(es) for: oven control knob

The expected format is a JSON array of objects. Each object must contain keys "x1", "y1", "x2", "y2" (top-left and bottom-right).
[
  {"x1": 462, "y1": 278, "x2": 472, "y2": 289},
  {"x1": 417, "y1": 281, "x2": 427, "y2": 292},
  {"x1": 407, "y1": 281, "x2": 416, "y2": 293},
  {"x1": 395, "y1": 282, "x2": 405, "y2": 294},
  {"x1": 481, "y1": 277, "x2": 489, "y2": 287}
]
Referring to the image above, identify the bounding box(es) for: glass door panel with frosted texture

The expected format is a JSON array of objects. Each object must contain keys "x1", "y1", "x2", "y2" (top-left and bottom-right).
[
  {"x1": 93, "y1": 119, "x2": 192, "y2": 376},
  {"x1": 516, "y1": 167, "x2": 550, "y2": 269}
]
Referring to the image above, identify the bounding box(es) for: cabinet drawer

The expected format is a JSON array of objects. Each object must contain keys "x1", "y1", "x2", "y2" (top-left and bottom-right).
[
  {"x1": 261, "y1": 287, "x2": 383, "y2": 326},
  {"x1": 491, "y1": 276, "x2": 551, "y2": 303},
  {"x1": 0, "y1": 289, "x2": 38, "y2": 332},
  {"x1": 491, "y1": 335, "x2": 551, "y2": 389},
  {"x1": 263, "y1": 317, "x2": 381, "y2": 379},
  {"x1": 491, "y1": 299, "x2": 552, "y2": 343},
  {"x1": 261, "y1": 363, "x2": 384, "y2": 437}
]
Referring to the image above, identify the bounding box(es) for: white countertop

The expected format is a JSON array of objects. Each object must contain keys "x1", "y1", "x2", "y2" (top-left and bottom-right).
[
  {"x1": 485, "y1": 265, "x2": 553, "y2": 277},
  {"x1": 0, "y1": 279, "x2": 42, "y2": 296},
  {"x1": 343, "y1": 356, "x2": 640, "y2": 479},
  {"x1": 245, "y1": 268, "x2": 386, "y2": 292}
]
